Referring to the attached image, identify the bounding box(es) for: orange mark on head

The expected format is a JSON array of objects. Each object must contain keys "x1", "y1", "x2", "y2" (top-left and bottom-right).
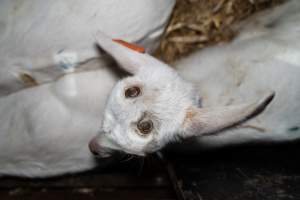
[{"x1": 113, "y1": 39, "x2": 145, "y2": 53}]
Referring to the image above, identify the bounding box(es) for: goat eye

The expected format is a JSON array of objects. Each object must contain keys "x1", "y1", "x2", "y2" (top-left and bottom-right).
[
  {"x1": 137, "y1": 120, "x2": 153, "y2": 135},
  {"x1": 125, "y1": 86, "x2": 141, "y2": 98}
]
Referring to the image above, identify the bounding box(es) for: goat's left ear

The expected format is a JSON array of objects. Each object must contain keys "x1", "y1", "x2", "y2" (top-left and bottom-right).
[
  {"x1": 181, "y1": 92, "x2": 275, "y2": 138},
  {"x1": 95, "y1": 31, "x2": 168, "y2": 74}
]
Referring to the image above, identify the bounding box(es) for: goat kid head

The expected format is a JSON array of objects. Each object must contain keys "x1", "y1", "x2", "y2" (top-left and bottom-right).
[{"x1": 89, "y1": 31, "x2": 275, "y2": 158}]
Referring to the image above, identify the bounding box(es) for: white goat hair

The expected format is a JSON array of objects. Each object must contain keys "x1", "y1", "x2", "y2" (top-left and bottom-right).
[
  {"x1": 0, "y1": 0, "x2": 175, "y2": 96},
  {"x1": 0, "y1": 0, "x2": 298, "y2": 178},
  {"x1": 90, "y1": 0, "x2": 298, "y2": 156},
  {"x1": 175, "y1": 0, "x2": 300, "y2": 149},
  {"x1": 0, "y1": 0, "x2": 175, "y2": 177}
]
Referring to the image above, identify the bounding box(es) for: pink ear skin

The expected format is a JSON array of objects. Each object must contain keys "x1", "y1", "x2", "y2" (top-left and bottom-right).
[{"x1": 112, "y1": 39, "x2": 145, "y2": 54}]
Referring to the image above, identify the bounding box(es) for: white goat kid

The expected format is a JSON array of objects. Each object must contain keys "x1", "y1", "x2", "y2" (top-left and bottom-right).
[
  {"x1": 89, "y1": 34, "x2": 274, "y2": 157},
  {"x1": 90, "y1": 0, "x2": 300, "y2": 155}
]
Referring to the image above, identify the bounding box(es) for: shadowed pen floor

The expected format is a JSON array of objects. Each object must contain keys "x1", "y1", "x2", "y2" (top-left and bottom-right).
[{"x1": 0, "y1": 142, "x2": 299, "y2": 200}]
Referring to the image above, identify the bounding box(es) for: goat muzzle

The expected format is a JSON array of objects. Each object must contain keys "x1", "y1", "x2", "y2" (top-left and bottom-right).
[{"x1": 88, "y1": 136, "x2": 116, "y2": 158}]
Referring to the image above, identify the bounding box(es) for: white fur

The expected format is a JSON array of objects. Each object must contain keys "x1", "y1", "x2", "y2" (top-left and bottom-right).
[
  {"x1": 176, "y1": 0, "x2": 300, "y2": 149},
  {"x1": 90, "y1": 28, "x2": 274, "y2": 157},
  {"x1": 1, "y1": 0, "x2": 299, "y2": 177},
  {"x1": 0, "y1": 64, "x2": 117, "y2": 177},
  {"x1": 0, "y1": 0, "x2": 175, "y2": 177},
  {"x1": 0, "y1": 0, "x2": 175, "y2": 95},
  {"x1": 91, "y1": 1, "x2": 299, "y2": 156}
]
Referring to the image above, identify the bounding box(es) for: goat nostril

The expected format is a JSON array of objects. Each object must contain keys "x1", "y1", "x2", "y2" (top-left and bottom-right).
[
  {"x1": 90, "y1": 148, "x2": 99, "y2": 156},
  {"x1": 88, "y1": 136, "x2": 114, "y2": 158},
  {"x1": 89, "y1": 139, "x2": 99, "y2": 156},
  {"x1": 91, "y1": 151, "x2": 99, "y2": 156}
]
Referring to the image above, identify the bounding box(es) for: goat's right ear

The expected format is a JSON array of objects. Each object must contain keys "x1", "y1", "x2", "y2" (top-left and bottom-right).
[
  {"x1": 180, "y1": 92, "x2": 275, "y2": 138},
  {"x1": 95, "y1": 31, "x2": 168, "y2": 74}
]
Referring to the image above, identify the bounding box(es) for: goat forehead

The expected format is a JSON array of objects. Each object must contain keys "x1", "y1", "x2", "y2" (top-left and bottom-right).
[{"x1": 109, "y1": 92, "x2": 181, "y2": 120}]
